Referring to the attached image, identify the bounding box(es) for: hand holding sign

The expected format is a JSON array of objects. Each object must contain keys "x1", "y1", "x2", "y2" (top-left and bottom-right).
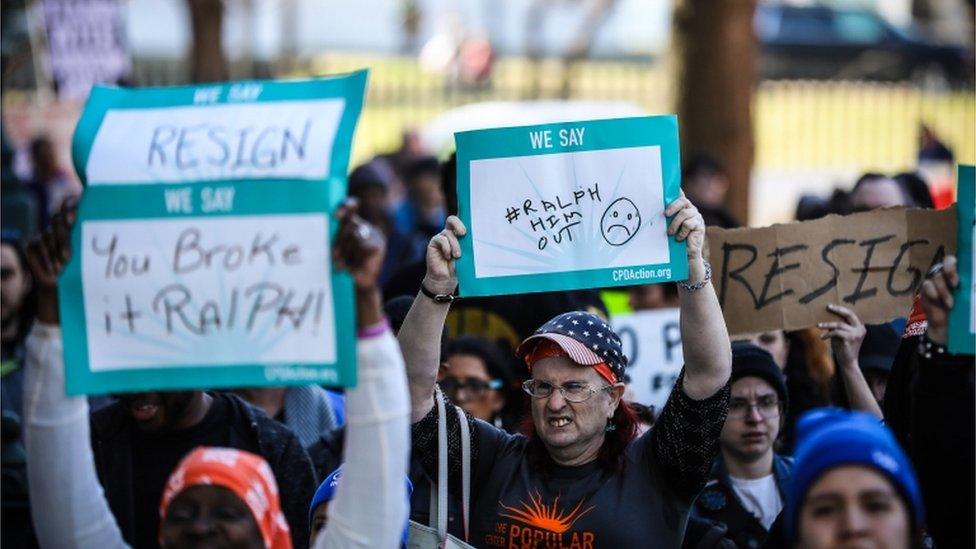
[
  {"x1": 334, "y1": 199, "x2": 386, "y2": 294},
  {"x1": 26, "y1": 205, "x2": 76, "y2": 324},
  {"x1": 423, "y1": 216, "x2": 467, "y2": 295},
  {"x1": 818, "y1": 303, "x2": 867, "y2": 369},
  {"x1": 664, "y1": 190, "x2": 705, "y2": 260},
  {"x1": 921, "y1": 255, "x2": 960, "y2": 345}
]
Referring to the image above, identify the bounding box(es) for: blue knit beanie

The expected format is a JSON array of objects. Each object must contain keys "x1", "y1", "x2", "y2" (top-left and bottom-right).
[
  {"x1": 309, "y1": 465, "x2": 414, "y2": 546},
  {"x1": 785, "y1": 409, "x2": 924, "y2": 541}
]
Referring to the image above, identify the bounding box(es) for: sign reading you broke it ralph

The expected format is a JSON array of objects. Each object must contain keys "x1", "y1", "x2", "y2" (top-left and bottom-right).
[{"x1": 708, "y1": 207, "x2": 956, "y2": 337}]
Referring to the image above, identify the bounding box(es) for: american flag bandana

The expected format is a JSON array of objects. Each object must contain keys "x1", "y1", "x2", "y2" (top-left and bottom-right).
[{"x1": 515, "y1": 311, "x2": 628, "y2": 383}]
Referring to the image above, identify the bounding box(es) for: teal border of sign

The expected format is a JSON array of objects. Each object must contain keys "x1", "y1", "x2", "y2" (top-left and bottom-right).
[
  {"x1": 60, "y1": 71, "x2": 367, "y2": 395},
  {"x1": 454, "y1": 116, "x2": 687, "y2": 297},
  {"x1": 949, "y1": 164, "x2": 975, "y2": 355}
]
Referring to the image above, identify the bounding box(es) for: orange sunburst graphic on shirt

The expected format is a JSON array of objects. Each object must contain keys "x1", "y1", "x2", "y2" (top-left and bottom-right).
[{"x1": 498, "y1": 492, "x2": 595, "y2": 534}]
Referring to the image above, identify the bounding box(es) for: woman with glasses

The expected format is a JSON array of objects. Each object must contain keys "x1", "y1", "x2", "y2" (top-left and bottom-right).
[
  {"x1": 441, "y1": 335, "x2": 520, "y2": 430},
  {"x1": 397, "y1": 191, "x2": 732, "y2": 547},
  {"x1": 688, "y1": 343, "x2": 792, "y2": 549}
]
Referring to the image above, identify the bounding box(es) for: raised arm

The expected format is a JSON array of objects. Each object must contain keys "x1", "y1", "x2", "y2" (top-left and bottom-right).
[
  {"x1": 818, "y1": 303, "x2": 884, "y2": 419},
  {"x1": 666, "y1": 192, "x2": 732, "y2": 399},
  {"x1": 397, "y1": 216, "x2": 466, "y2": 422},
  {"x1": 316, "y1": 202, "x2": 410, "y2": 549},
  {"x1": 23, "y1": 208, "x2": 129, "y2": 548}
]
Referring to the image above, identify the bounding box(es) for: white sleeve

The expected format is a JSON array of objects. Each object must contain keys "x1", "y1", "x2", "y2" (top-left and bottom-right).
[
  {"x1": 315, "y1": 330, "x2": 410, "y2": 549},
  {"x1": 23, "y1": 323, "x2": 129, "y2": 549}
]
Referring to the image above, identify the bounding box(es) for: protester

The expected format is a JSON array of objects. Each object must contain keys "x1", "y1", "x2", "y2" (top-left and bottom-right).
[
  {"x1": 782, "y1": 409, "x2": 924, "y2": 548},
  {"x1": 26, "y1": 136, "x2": 79, "y2": 229},
  {"x1": 893, "y1": 172, "x2": 935, "y2": 209},
  {"x1": 818, "y1": 304, "x2": 884, "y2": 419},
  {"x1": 392, "y1": 155, "x2": 445, "y2": 263},
  {"x1": 398, "y1": 190, "x2": 732, "y2": 546},
  {"x1": 628, "y1": 282, "x2": 680, "y2": 311},
  {"x1": 1, "y1": 134, "x2": 38, "y2": 239},
  {"x1": 849, "y1": 172, "x2": 912, "y2": 211},
  {"x1": 23, "y1": 202, "x2": 411, "y2": 549},
  {"x1": 682, "y1": 154, "x2": 738, "y2": 228},
  {"x1": 308, "y1": 466, "x2": 413, "y2": 547},
  {"x1": 1, "y1": 238, "x2": 35, "y2": 423},
  {"x1": 159, "y1": 447, "x2": 293, "y2": 548},
  {"x1": 690, "y1": 343, "x2": 791, "y2": 548},
  {"x1": 23, "y1": 208, "x2": 313, "y2": 548},
  {"x1": 779, "y1": 329, "x2": 834, "y2": 453},
  {"x1": 917, "y1": 124, "x2": 953, "y2": 163},
  {"x1": 855, "y1": 324, "x2": 900, "y2": 405},
  {"x1": 233, "y1": 386, "x2": 339, "y2": 449},
  {"x1": 909, "y1": 255, "x2": 973, "y2": 548},
  {"x1": 748, "y1": 330, "x2": 789, "y2": 370},
  {"x1": 441, "y1": 335, "x2": 521, "y2": 431}
]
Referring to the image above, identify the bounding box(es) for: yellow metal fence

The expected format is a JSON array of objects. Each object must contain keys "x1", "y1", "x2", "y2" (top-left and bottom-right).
[{"x1": 311, "y1": 53, "x2": 975, "y2": 172}]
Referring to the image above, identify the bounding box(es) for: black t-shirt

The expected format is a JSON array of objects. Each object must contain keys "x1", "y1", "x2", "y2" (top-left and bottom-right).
[
  {"x1": 413, "y1": 371, "x2": 730, "y2": 548},
  {"x1": 130, "y1": 394, "x2": 232, "y2": 549}
]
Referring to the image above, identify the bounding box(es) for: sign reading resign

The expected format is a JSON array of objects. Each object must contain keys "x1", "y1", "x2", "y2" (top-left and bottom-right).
[
  {"x1": 61, "y1": 74, "x2": 367, "y2": 394},
  {"x1": 708, "y1": 207, "x2": 956, "y2": 337},
  {"x1": 612, "y1": 309, "x2": 683, "y2": 410},
  {"x1": 949, "y1": 165, "x2": 975, "y2": 355},
  {"x1": 454, "y1": 116, "x2": 687, "y2": 297}
]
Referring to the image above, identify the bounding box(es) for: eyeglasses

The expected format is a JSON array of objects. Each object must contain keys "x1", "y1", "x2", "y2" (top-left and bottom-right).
[
  {"x1": 728, "y1": 396, "x2": 781, "y2": 419},
  {"x1": 439, "y1": 377, "x2": 503, "y2": 399},
  {"x1": 522, "y1": 379, "x2": 613, "y2": 403}
]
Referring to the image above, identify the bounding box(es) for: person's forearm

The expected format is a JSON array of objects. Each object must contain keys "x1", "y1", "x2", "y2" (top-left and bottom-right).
[
  {"x1": 24, "y1": 323, "x2": 128, "y2": 549},
  {"x1": 318, "y1": 329, "x2": 409, "y2": 549},
  {"x1": 838, "y1": 361, "x2": 883, "y2": 419},
  {"x1": 678, "y1": 257, "x2": 732, "y2": 399},
  {"x1": 397, "y1": 292, "x2": 451, "y2": 422}
]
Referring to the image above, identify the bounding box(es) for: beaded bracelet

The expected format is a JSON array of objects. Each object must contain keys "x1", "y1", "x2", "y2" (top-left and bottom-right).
[{"x1": 678, "y1": 261, "x2": 712, "y2": 292}]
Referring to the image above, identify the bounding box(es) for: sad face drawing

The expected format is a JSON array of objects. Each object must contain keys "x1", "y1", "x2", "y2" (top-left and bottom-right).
[{"x1": 600, "y1": 197, "x2": 642, "y2": 246}]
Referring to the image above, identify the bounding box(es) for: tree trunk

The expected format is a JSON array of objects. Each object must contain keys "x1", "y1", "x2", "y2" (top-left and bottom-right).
[
  {"x1": 673, "y1": 0, "x2": 757, "y2": 225},
  {"x1": 187, "y1": 0, "x2": 228, "y2": 83}
]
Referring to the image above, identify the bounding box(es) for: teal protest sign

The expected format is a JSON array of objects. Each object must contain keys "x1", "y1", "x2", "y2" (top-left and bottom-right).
[
  {"x1": 949, "y1": 164, "x2": 975, "y2": 355},
  {"x1": 60, "y1": 72, "x2": 367, "y2": 394},
  {"x1": 454, "y1": 116, "x2": 687, "y2": 297}
]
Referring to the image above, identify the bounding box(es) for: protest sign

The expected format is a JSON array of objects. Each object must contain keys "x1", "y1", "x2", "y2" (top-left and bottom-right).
[
  {"x1": 708, "y1": 207, "x2": 956, "y2": 337},
  {"x1": 42, "y1": 0, "x2": 131, "y2": 101},
  {"x1": 949, "y1": 165, "x2": 975, "y2": 354},
  {"x1": 455, "y1": 116, "x2": 687, "y2": 297},
  {"x1": 60, "y1": 73, "x2": 367, "y2": 394},
  {"x1": 612, "y1": 309, "x2": 683, "y2": 410}
]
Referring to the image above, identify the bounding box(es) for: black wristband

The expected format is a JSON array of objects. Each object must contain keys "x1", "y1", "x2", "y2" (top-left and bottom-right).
[{"x1": 420, "y1": 283, "x2": 458, "y2": 304}]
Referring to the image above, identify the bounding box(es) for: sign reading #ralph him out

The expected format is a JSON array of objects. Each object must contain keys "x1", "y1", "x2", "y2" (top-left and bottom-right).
[
  {"x1": 60, "y1": 73, "x2": 367, "y2": 395},
  {"x1": 454, "y1": 116, "x2": 688, "y2": 297}
]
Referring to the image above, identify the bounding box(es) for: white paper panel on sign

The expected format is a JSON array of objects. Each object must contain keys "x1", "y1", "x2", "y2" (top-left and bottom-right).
[
  {"x1": 85, "y1": 99, "x2": 345, "y2": 184},
  {"x1": 469, "y1": 146, "x2": 670, "y2": 278},
  {"x1": 81, "y1": 214, "x2": 336, "y2": 370}
]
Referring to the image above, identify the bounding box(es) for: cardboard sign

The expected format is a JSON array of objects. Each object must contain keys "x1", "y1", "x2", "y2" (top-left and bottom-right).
[
  {"x1": 60, "y1": 73, "x2": 367, "y2": 394},
  {"x1": 708, "y1": 207, "x2": 956, "y2": 337},
  {"x1": 612, "y1": 309, "x2": 683, "y2": 410},
  {"x1": 455, "y1": 116, "x2": 687, "y2": 297},
  {"x1": 949, "y1": 165, "x2": 975, "y2": 354}
]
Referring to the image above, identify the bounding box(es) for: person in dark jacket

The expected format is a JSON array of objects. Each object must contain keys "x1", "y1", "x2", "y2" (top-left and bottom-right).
[
  {"x1": 909, "y1": 254, "x2": 973, "y2": 548},
  {"x1": 90, "y1": 390, "x2": 316, "y2": 549},
  {"x1": 690, "y1": 343, "x2": 792, "y2": 549}
]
